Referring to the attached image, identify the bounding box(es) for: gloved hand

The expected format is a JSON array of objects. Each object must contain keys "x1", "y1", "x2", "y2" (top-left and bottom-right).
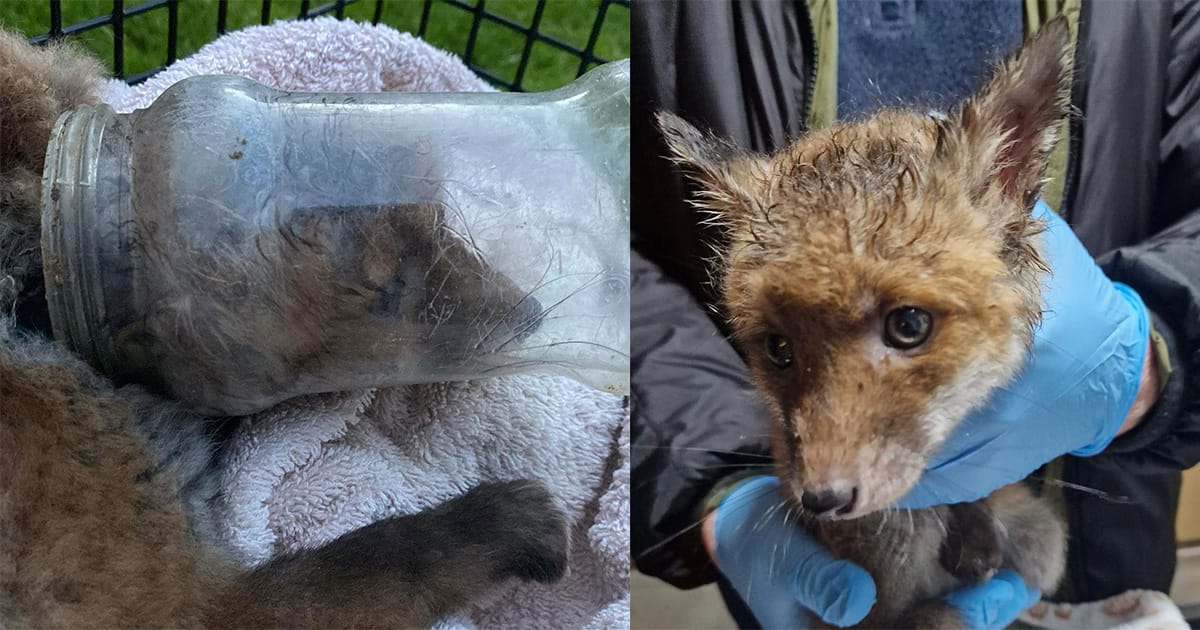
[
  {"x1": 712, "y1": 476, "x2": 1040, "y2": 629},
  {"x1": 899, "y1": 200, "x2": 1149, "y2": 509},
  {"x1": 711, "y1": 476, "x2": 875, "y2": 628},
  {"x1": 946, "y1": 570, "x2": 1042, "y2": 630}
]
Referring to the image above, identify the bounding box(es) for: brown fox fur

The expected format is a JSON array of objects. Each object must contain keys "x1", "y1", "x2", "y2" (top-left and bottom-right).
[
  {"x1": 661, "y1": 18, "x2": 1073, "y2": 628},
  {"x1": 0, "y1": 30, "x2": 566, "y2": 629},
  {"x1": 1, "y1": 324, "x2": 225, "y2": 627},
  {"x1": 0, "y1": 32, "x2": 103, "y2": 322},
  {"x1": 0, "y1": 32, "x2": 102, "y2": 226},
  {"x1": 0, "y1": 332, "x2": 568, "y2": 627}
]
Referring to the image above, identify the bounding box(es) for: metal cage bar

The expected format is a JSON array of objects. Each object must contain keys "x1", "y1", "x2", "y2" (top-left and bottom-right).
[
  {"x1": 166, "y1": 0, "x2": 179, "y2": 64},
  {"x1": 510, "y1": 0, "x2": 547, "y2": 89},
  {"x1": 461, "y1": 0, "x2": 487, "y2": 71},
  {"x1": 111, "y1": 0, "x2": 124, "y2": 78},
  {"x1": 48, "y1": 0, "x2": 62, "y2": 37},
  {"x1": 22, "y1": 0, "x2": 629, "y2": 91}
]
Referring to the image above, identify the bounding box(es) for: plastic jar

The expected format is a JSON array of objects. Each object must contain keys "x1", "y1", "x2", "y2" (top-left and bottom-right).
[{"x1": 41, "y1": 60, "x2": 629, "y2": 415}]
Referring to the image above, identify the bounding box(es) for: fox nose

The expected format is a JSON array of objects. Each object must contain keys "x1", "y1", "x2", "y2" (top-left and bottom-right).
[{"x1": 800, "y1": 487, "x2": 858, "y2": 517}]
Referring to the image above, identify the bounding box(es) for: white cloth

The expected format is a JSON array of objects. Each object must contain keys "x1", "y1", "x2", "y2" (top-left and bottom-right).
[
  {"x1": 101, "y1": 17, "x2": 493, "y2": 112},
  {"x1": 1021, "y1": 590, "x2": 1187, "y2": 630}
]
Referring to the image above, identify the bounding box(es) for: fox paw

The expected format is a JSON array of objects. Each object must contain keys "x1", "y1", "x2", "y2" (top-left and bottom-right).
[
  {"x1": 461, "y1": 479, "x2": 569, "y2": 584},
  {"x1": 940, "y1": 501, "x2": 1003, "y2": 584}
]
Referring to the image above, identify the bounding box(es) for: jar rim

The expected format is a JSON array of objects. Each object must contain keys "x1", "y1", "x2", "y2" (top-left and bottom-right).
[{"x1": 41, "y1": 102, "x2": 126, "y2": 376}]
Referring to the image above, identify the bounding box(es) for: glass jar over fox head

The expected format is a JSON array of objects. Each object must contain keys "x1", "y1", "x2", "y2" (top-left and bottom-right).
[{"x1": 41, "y1": 61, "x2": 630, "y2": 415}]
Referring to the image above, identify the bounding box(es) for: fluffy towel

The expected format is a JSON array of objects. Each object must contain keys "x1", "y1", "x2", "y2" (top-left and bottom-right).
[
  {"x1": 102, "y1": 17, "x2": 493, "y2": 111},
  {"x1": 218, "y1": 380, "x2": 628, "y2": 630},
  {"x1": 100, "y1": 17, "x2": 629, "y2": 629}
]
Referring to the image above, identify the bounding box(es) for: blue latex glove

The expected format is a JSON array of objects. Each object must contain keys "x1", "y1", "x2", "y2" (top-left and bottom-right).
[
  {"x1": 945, "y1": 571, "x2": 1042, "y2": 630},
  {"x1": 899, "y1": 200, "x2": 1149, "y2": 509},
  {"x1": 713, "y1": 476, "x2": 1039, "y2": 629},
  {"x1": 713, "y1": 476, "x2": 876, "y2": 628}
]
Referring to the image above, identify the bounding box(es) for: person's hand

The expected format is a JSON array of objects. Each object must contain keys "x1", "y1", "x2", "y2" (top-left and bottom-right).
[
  {"x1": 706, "y1": 476, "x2": 1040, "y2": 629},
  {"x1": 899, "y1": 200, "x2": 1152, "y2": 509},
  {"x1": 945, "y1": 571, "x2": 1042, "y2": 630},
  {"x1": 707, "y1": 475, "x2": 876, "y2": 628}
]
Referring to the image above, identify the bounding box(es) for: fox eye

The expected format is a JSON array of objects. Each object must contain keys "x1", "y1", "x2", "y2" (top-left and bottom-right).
[
  {"x1": 884, "y1": 307, "x2": 933, "y2": 349},
  {"x1": 764, "y1": 334, "x2": 794, "y2": 368}
]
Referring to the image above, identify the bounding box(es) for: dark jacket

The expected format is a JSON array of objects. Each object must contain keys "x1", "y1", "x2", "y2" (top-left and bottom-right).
[{"x1": 631, "y1": 0, "x2": 1200, "y2": 603}]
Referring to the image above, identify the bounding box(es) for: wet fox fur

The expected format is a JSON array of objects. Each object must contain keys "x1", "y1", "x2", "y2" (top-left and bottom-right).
[
  {"x1": 660, "y1": 18, "x2": 1073, "y2": 629},
  {"x1": 0, "y1": 31, "x2": 566, "y2": 628}
]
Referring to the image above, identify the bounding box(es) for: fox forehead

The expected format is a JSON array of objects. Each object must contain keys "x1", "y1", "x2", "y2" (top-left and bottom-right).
[
  {"x1": 728, "y1": 228, "x2": 1011, "y2": 329},
  {"x1": 725, "y1": 131, "x2": 1011, "y2": 284}
]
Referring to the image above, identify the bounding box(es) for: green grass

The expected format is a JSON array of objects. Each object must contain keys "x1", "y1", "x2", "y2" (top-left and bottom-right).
[{"x1": 0, "y1": 0, "x2": 629, "y2": 91}]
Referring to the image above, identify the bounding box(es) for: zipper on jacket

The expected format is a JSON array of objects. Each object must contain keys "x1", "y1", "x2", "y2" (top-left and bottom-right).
[{"x1": 798, "y1": 0, "x2": 819, "y2": 131}]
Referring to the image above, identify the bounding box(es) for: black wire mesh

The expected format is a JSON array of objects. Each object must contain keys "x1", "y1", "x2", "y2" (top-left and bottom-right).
[{"x1": 22, "y1": 0, "x2": 629, "y2": 90}]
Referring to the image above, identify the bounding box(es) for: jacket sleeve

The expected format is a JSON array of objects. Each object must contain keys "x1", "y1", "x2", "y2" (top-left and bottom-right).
[
  {"x1": 1097, "y1": 219, "x2": 1200, "y2": 473},
  {"x1": 1092, "y1": 0, "x2": 1200, "y2": 474},
  {"x1": 630, "y1": 249, "x2": 773, "y2": 589}
]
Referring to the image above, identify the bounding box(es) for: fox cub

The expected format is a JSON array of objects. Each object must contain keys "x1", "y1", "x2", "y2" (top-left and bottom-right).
[
  {"x1": 0, "y1": 30, "x2": 566, "y2": 629},
  {"x1": 660, "y1": 18, "x2": 1074, "y2": 629}
]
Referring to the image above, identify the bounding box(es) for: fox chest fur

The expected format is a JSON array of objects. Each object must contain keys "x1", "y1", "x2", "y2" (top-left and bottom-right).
[{"x1": 661, "y1": 18, "x2": 1074, "y2": 629}]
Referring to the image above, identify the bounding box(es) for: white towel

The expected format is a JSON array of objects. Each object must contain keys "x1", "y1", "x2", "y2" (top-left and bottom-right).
[
  {"x1": 102, "y1": 17, "x2": 493, "y2": 112},
  {"x1": 101, "y1": 17, "x2": 628, "y2": 629},
  {"x1": 1021, "y1": 590, "x2": 1187, "y2": 630}
]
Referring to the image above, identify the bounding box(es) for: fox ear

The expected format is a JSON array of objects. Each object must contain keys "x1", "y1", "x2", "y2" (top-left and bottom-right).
[
  {"x1": 656, "y1": 112, "x2": 769, "y2": 223},
  {"x1": 937, "y1": 17, "x2": 1072, "y2": 212}
]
